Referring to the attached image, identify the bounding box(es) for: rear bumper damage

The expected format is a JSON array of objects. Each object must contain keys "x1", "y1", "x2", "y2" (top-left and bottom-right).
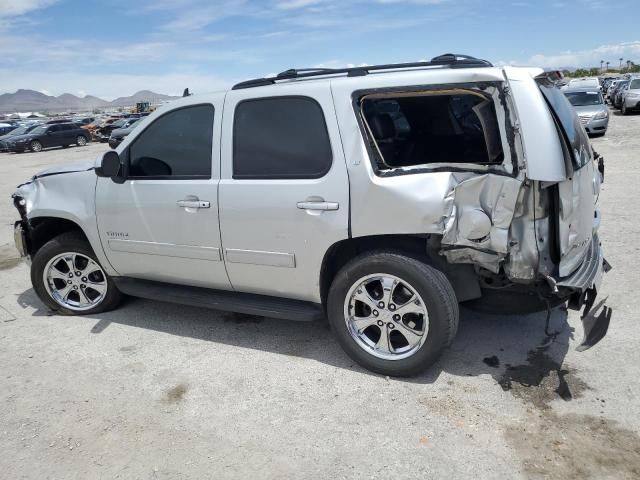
[{"x1": 558, "y1": 235, "x2": 612, "y2": 351}]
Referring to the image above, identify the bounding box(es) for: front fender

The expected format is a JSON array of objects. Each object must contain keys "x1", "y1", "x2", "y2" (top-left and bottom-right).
[{"x1": 15, "y1": 170, "x2": 118, "y2": 276}]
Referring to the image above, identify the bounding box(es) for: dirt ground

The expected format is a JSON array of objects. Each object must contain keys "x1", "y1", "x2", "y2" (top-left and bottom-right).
[{"x1": 0, "y1": 110, "x2": 639, "y2": 479}]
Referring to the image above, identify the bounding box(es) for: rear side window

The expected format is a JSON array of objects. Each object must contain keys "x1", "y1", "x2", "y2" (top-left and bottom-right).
[
  {"x1": 358, "y1": 90, "x2": 504, "y2": 170},
  {"x1": 233, "y1": 96, "x2": 332, "y2": 179},
  {"x1": 129, "y1": 104, "x2": 214, "y2": 179}
]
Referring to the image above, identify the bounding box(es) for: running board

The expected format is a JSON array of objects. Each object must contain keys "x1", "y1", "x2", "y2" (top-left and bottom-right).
[{"x1": 112, "y1": 277, "x2": 324, "y2": 322}]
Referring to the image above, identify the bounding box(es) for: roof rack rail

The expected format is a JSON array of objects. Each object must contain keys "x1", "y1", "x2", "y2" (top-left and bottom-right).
[{"x1": 232, "y1": 53, "x2": 493, "y2": 90}]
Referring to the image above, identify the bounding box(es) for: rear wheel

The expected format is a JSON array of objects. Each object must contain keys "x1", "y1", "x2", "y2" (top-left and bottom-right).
[
  {"x1": 29, "y1": 140, "x2": 42, "y2": 152},
  {"x1": 76, "y1": 135, "x2": 87, "y2": 146},
  {"x1": 31, "y1": 232, "x2": 122, "y2": 315},
  {"x1": 327, "y1": 252, "x2": 458, "y2": 377}
]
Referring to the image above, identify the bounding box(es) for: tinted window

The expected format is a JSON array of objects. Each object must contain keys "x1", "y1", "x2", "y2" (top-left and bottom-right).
[
  {"x1": 61, "y1": 124, "x2": 74, "y2": 131},
  {"x1": 129, "y1": 104, "x2": 214, "y2": 179},
  {"x1": 233, "y1": 96, "x2": 332, "y2": 179},
  {"x1": 630, "y1": 79, "x2": 640, "y2": 89},
  {"x1": 48, "y1": 125, "x2": 61, "y2": 133},
  {"x1": 537, "y1": 79, "x2": 592, "y2": 169}
]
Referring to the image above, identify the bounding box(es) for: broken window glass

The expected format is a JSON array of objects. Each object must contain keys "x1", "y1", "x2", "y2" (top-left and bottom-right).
[{"x1": 359, "y1": 90, "x2": 505, "y2": 170}]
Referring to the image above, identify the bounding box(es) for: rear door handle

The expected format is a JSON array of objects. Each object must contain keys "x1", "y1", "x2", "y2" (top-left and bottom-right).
[
  {"x1": 177, "y1": 200, "x2": 210, "y2": 209},
  {"x1": 296, "y1": 201, "x2": 339, "y2": 211}
]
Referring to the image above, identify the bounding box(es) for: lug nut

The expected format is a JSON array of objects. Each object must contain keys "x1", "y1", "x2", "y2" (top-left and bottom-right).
[
  {"x1": 75, "y1": 271, "x2": 81, "y2": 276},
  {"x1": 393, "y1": 314, "x2": 400, "y2": 321},
  {"x1": 389, "y1": 304, "x2": 396, "y2": 311},
  {"x1": 378, "y1": 301, "x2": 385, "y2": 308},
  {"x1": 67, "y1": 280, "x2": 72, "y2": 285},
  {"x1": 372, "y1": 310, "x2": 379, "y2": 317},
  {"x1": 73, "y1": 285, "x2": 78, "y2": 290},
  {"x1": 68, "y1": 273, "x2": 73, "y2": 278},
  {"x1": 80, "y1": 284, "x2": 86, "y2": 289},
  {"x1": 388, "y1": 323, "x2": 395, "y2": 329},
  {"x1": 82, "y1": 277, "x2": 87, "y2": 282},
  {"x1": 377, "y1": 320, "x2": 384, "y2": 327}
]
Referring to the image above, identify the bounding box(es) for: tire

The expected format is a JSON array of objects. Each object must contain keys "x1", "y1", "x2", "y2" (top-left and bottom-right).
[
  {"x1": 327, "y1": 251, "x2": 459, "y2": 377},
  {"x1": 31, "y1": 232, "x2": 123, "y2": 315},
  {"x1": 76, "y1": 135, "x2": 87, "y2": 146},
  {"x1": 29, "y1": 140, "x2": 42, "y2": 152},
  {"x1": 622, "y1": 104, "x2": 629, "y2": 115}
]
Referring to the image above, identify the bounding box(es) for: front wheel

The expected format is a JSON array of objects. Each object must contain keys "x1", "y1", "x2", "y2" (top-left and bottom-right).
[
  {"x1": 327, "y1": 252, "x2": 459, "y2": 377},
  {"x1": 29, "y1": 140, "x2": 42, "y2": 152},
  {"x1": 31, "y1": 232, "x2": 122, "y2": 315},
  {"x1": 76, "y1": 135, "x2": 87, "y2": 146}
]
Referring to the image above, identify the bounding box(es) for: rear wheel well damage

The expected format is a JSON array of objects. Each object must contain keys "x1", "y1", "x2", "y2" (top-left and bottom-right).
[
  {"x1": 27, "y1": 217, "x2": 89, "y2": 256},
  {"x1": 319, "y1": 234, "x2": 483, "y2": 306}
]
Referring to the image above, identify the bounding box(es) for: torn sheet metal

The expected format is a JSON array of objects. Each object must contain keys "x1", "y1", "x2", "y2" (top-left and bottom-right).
[{"x1": 440, "y1": 174, "x2": 522, "y2": 273}]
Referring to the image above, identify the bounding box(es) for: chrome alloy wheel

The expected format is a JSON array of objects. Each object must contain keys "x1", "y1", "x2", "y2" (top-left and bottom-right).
[
  {"x1": 343, "y1": 274, "x2": 429, "y2": 360},
  {"x1": 76, "y1": 136, "x2": 87, "y2": 146},
  {"x1": 43, "y1": 252, "x2": 108, "y2": 311}
]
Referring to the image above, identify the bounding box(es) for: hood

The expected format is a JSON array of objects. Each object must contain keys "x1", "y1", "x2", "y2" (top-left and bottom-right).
[
  {"x1": 573, "y1": 104, "x2": 606, "y2": 116},
  {"x1": 7, "y1": 134, "x2": 34, "y2": 142},
  {"x1": 33, "y1": 159, "x2": 95, "y2": 178}
]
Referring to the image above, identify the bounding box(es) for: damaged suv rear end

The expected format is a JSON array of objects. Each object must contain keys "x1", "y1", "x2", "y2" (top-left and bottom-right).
[{"x1": 331, "y1": 62, "x2": 610, "y2": 358}]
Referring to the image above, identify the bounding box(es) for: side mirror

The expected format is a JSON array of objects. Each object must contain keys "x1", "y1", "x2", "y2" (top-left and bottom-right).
[{"x1": 95, "y1": 150, "x2": 123, "y2": 180}]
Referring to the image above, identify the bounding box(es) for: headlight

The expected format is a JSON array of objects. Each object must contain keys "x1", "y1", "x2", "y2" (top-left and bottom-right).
[{"x1": 594, "y1": 110, "x2": 608, "y2": 119}]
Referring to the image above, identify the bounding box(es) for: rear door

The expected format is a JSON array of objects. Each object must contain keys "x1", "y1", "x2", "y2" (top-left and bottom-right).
[{"x1": 219, "y1": 83, "x2": 349, "y2": 302}]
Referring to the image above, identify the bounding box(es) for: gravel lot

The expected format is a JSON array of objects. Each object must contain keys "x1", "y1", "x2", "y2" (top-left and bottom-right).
[{"x1": 1, "y1": 112, "x2": 639, "y2": 479}]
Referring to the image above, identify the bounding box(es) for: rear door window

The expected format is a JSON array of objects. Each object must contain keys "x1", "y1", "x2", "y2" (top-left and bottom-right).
[{"x1": 233, "y1": 96, "x2": 332, "y2": 179}]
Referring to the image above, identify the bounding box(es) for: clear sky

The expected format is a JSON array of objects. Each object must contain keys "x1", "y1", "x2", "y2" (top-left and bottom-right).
[{"x1": 1, "y1": 0, "x2": 639, "y2": 100}]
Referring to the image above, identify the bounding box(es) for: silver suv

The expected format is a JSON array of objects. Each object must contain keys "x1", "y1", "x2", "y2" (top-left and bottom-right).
[{"x1": 12, "y1": 54, "x2": 611, "y2": 376}]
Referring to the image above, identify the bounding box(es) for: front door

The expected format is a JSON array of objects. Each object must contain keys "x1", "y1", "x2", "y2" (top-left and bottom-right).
[
  {"x1": 219, "y1": 84, "x2": 350, "y2": 302},
  {"x1": 96, "y1": 99, "x2": 230, "y2": 289}
]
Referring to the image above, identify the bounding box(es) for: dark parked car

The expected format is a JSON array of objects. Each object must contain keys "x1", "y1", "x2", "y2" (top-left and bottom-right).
[
  {"x1": 5, "y1": 123, "x2": 89, "y2": 153},
  {"x1": 108, "y1": 118, "x2": 141, "y2": 149},
  {"x1": 0, "y1": 124, "x2": 40, "y2": 151},
  {"x1": 95, "y1": 118, "x2": 139, "y2": 142}
]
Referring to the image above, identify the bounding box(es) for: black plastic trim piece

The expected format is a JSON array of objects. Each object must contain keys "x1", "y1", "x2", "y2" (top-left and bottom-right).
[
  {"x1": 113, "y1": 277, "x2": 324, "y2": 322},
  {"x1": 232, "y1": 54, "x2": 493, "y2": 90}
]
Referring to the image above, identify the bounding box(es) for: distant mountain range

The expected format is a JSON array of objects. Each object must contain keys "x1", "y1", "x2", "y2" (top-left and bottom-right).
[{"x1": 0, "y1": 89, "x2": 180, "y2": 114}]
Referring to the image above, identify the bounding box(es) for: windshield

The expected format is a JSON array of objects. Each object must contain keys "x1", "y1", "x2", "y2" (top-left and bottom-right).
[
  {"x1": 30, "y1": 125, "x2": 47, "y2": 135},
  {"x1": 565, "y1": 91, "x2": 603, "y2": 106},
  {"x1": 630, "y1": 79, "x2": 640, "y2": 89},
  {"x1": 7, "y1": 126, "x2": 27, "y2": 135},
  {"x1": 113, "y1": 119, "x2": 127, "y2": 127},
  {"x1": 569, "y1": 79, "x2": 599, "y2": 88}
]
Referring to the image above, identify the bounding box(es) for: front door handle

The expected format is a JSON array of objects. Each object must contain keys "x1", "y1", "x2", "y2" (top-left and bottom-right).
[
  {"x1": 177, "y1": 199, "x2": 210, "y2": 209},
  {"x1": 296, "y1": 201, "x2": 339, "y2": 211}
]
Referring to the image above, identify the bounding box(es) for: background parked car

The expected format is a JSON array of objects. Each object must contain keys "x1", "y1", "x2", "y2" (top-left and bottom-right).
[
  {"x1": 621, "y1": 77, "x2": 640, "y2": 115},
  {"x1": 564, "y1": 88, "x2": 609, "y2": 135},
  {"x1": 0, "y1": 123, "x2": 15, "y2": 136},
  {"x1": 95, "y1": 117, "x2": 138, "y2": 142},
  {"x1": 612, "y1": 80, "x2": 630, "y2": 109},
  {"x1": 5, "y1": 122, "x2": 89, "y2": 153},
  {"x1": 0, "y1": 123, "x2": 40, "y2": 151},
  {"x1": 566, "y1": 77, "x2": 601, "y2": 90},
  {"x1": 108, "y1": 118, "x2": 141, "y2": 148}
]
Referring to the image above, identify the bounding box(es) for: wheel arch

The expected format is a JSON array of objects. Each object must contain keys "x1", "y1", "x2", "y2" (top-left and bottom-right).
[
  {"x1": 319, "y1": 235, "x2": 432, "y2": 306},
  {"x1": 28, "y1": 216, "x2": 90, "y2": 256},
  {"x1": 319, "y1": 234, "x2": 482, "y2": 306}
]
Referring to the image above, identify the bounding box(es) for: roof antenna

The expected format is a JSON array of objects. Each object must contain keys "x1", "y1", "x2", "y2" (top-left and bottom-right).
[{"x1": 183, "y1": 88, "x2": 191, "y2": 97}]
